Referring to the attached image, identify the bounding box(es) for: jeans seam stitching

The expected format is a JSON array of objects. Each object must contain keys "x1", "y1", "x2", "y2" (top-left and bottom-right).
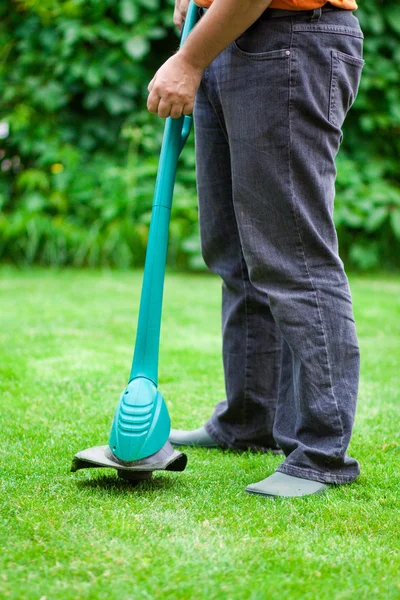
[
  {"x1": 238, "y1": 253, "x2": 250, "y2": 429},
  {"x1": 292, "y1": 25, "x2": 363, "y2": 38},
  {"x1": 232, "y1": 45, "x2": 291, "y2": 61},
  {"x1": 329, "y1": 50, "x2": 337, "y2": 126},
  {"x1": 287, "y1": 32, "x2": 345, "y2": 459},
  {"x1": 200, "y1": 72, "x2": 250, "y2": 434}
]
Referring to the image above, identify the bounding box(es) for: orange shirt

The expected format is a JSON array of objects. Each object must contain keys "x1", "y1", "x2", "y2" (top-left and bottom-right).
[{"x1": 195, "y1": 0, "x2": 357, "y2": 11}]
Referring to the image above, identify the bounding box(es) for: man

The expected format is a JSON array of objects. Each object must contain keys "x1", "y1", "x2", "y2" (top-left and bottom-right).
[{"x1": 147, "y1": 0, "x2": 365, "y2": 497}]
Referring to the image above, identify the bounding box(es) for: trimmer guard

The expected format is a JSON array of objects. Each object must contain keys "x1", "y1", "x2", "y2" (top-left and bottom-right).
[{"x1": 71, "y1": 441, "x2": 187, "y2": 481}]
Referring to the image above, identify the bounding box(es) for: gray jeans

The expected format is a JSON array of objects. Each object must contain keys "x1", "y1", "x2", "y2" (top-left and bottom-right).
[{"x1": 193, "y1": 6, "x2": 365, "y2": 484}]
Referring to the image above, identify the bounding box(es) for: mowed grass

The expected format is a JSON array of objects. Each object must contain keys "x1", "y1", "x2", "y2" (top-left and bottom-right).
[{"x1": 0, "y1": 267, "x2": 399, "y2": 600}]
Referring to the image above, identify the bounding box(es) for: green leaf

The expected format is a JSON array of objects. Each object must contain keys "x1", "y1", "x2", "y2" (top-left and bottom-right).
[
  {"x1": 85, "y1": 65, "x2": 102, "y2": 87},
  {"x1": 103, "y1": 91, "x2": 134, "y2": 115},
  {"x1": 386, "y1": 6, "x2": 400, "y2": 34},
  {"x1": 17, "y1": 169, "x2": 50, "y2": 192},
  {"x1": 147, "y1": 27, "x2": 166, "y2": 40},
  {"x1": 22, "y1": 192, "x2": 49, "y2": 213},
  {"x1": 31, "y1": 81, "x2": 68, "y2": 112},
  {"x1": 119, "y1": 0, "x2": 138, "y2": 24},
  {"x1": 124, "y1": 36, "x2": 150, "y2": 59},
  {"x1": 365, "y1": 207, "x2": 389, "y2": 232},
  {"x1": 349, "y1": 242, "x2": 380, "y2": 270},
  {"x1": 61, "y1": 21, "x2": 81, "y2": 47},
  {"x1": 390, "y1": 210, "x2": 400, "y2": 240},
  {"x1": 83, "y1": 90, "x2": 103, "y2": 109},
  {"x1": 336, "y1": 206, "x2": 364, "y2": 229},
  {"x1": 138, "y1": 0, "x2": 159, "y2": 10}
]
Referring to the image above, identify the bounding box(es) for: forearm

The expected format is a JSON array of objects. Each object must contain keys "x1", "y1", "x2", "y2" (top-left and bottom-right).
[
  {"x1": 179, "y1": 0, "x2": 273, "y2": 71},
  {"x1": 147, "y1": 0, "x2": 273, "y2": 118}
]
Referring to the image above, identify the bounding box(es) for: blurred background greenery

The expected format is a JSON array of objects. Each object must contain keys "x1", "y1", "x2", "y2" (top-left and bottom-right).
[{"x1": 0, "y1": 0, "x2": 399, "y2": 271}]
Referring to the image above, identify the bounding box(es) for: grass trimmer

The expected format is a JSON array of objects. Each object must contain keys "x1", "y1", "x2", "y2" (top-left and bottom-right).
[{"x1": 71, "y1": 2, "x2": 199, "y2": 483}]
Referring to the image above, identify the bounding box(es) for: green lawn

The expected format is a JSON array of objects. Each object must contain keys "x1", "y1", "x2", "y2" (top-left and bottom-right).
[{"x1": 1, "y1": 267, "x2": 399, "y2": 600}]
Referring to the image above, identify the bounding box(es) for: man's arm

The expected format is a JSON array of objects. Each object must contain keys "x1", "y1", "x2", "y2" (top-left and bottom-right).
[
  {"x1": 147, "y1": 0, "x2": 272, "y2": 119},
  {"x1": 180, "y1": 0, "x2": 272, "y2": 71}
]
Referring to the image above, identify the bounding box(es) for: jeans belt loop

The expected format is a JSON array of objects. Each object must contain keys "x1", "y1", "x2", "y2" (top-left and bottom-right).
[{"x1": 311, "y1": 7, "x2": 323, "y2": 22}]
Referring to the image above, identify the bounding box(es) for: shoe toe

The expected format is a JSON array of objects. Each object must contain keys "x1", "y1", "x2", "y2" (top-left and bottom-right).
[{"x1": 246, "y1": 473, "x2": 329, "y2": 498}]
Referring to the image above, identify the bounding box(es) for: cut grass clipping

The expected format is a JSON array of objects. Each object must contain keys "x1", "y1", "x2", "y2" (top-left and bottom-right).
[{"x1": 1, "y1": 268, "x2": 399, "y2": 600}]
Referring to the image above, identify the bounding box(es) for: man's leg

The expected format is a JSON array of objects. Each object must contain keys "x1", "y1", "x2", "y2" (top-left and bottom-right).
[
  {"x1": 208, "y1": 9, "x2": 364, "y2": 484},
  {"x1": 172, "y1": 76, "x2": 282, "y2": 452}
]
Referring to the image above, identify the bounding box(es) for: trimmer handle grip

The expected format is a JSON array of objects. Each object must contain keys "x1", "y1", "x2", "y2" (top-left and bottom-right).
[
  {"x1": 178, "y1": 1, "x2": 200, "y2": 49},
  {"x1": 177, "y1": 1, "x2": 200, "y2": 152},
  {"x1": 179, "y1": 115, "x2": 192, "y2": 154}
]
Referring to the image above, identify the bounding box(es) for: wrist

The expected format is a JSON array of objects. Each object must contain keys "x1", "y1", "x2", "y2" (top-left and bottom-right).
[{"x1": 178, "y1": 45, "x2": 208, "y2": 73}]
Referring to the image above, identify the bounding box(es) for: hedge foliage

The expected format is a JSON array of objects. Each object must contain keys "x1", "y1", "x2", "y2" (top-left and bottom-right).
[{"x1": 0, "y1": 0, "x2": 399, "y2": 269}]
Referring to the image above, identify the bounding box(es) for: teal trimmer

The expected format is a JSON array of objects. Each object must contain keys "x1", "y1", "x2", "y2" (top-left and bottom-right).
[{"x1": 71, "y1": 2, "x2": 199, "y2": 483}]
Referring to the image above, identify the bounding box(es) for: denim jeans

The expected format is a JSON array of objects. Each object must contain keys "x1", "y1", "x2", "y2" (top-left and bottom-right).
[{"x1": 193, "y1": 6, "x2": 365, "y2": 484}]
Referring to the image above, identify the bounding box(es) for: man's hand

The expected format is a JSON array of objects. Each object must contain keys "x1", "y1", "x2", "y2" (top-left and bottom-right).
[
  {"x1": 146, "y1": 0, "x2": 272, "y2": 119},
  {"x1": 147, "y1": 53, "x2": 203, "y2": 119},
  {"x1": 174, "y1": 0, "x2": 190, "y2": 31}
]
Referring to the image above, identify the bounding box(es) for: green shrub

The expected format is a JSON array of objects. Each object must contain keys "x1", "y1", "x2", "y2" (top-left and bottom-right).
[
  {"x1": 334, "y1": 1, "x2": 400, "y2": 268},
  {"x1": 0, "y1": 0, "x2": 399, "y2": 270}
]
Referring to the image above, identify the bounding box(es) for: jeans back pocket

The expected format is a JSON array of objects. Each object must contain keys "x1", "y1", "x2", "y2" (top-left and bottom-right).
[{"x1": 329, "y1": 49, "x2": 365, "y2": 128}]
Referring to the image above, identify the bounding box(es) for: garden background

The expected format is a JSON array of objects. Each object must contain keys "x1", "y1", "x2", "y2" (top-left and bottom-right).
[
  {"x1": 1, "y1": 3, "x2": 400, "y2": 599},
  {"x1": 1, "y1": 0, "x2": 400, "y2": 272}
]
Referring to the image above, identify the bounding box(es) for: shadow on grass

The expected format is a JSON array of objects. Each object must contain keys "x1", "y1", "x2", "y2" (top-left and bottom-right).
[{"x1": 74, "y1": 472, "x2": 183, "y2": 495}]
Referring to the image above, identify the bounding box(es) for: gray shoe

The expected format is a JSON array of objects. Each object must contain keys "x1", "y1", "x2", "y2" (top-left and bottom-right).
[
  {"x1": 169, "y1": 426, "x2": 283, "y2": 454},
  {"x1": 169, "y1": 426, "x2": 219, "y2": 448},
  {"x1": 246, "y1": 472, "x2": 330, "y2": 498}
]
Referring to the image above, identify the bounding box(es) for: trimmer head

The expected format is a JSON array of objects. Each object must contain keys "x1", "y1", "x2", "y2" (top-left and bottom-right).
[
  {"x1": 71, "y1": 378, "x2": 187, "y2": 484},
  {"x1": 71, "y1": 441, "x2": 187, "y2": 483}
]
